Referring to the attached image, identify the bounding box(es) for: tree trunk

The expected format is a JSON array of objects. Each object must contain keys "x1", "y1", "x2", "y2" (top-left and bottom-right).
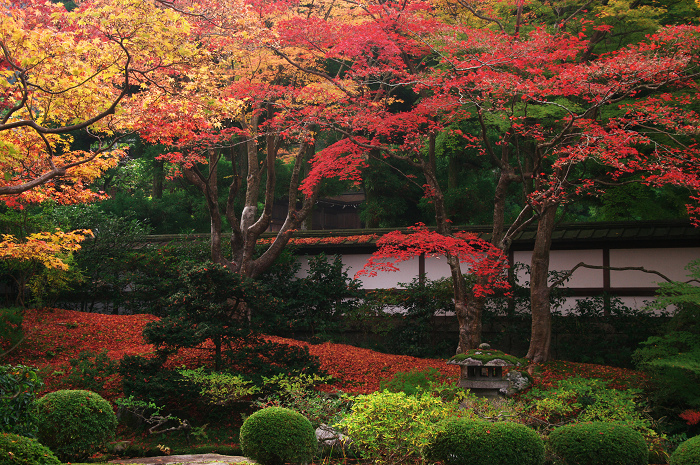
[
  {"x1": 152, "y1": 159, "x2": 164, "y2": 199},
  {"x1": 526, "y1": 204, "x2": 557, "y2": 363},
  {"x1": 456, "y1": 291, "x2": 485, "y2": 353},
  {"x1": 424, "y1": 134, "x2": 481, "y2": 353},
  {"x1": 181, "y1": 147, "x2": 231, "y2": 267}
]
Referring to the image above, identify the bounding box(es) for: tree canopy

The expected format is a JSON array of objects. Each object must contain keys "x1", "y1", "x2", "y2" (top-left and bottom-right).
[
  {"x1": 0, "y1": 0, "x2": 196, "y2": 207},
  {"x1": 3, "y1": 0, "x2": 700, "y2": 360}
]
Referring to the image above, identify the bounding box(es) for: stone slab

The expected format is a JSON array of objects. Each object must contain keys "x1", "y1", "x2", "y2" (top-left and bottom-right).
[{"x1": 109, "y1": 454, "x2": 254, "y2": 464}]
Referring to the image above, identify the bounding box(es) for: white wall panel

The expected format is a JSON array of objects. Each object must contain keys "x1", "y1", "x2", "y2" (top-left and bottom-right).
[
  {"x1": 342, "y1": 254, "x2": 420, "y2": 289},
  {"x1": 609, "y1": 248, "x2": 699, "y2": 287},
  {"x1": 549, "y1": 249, "x2": 604, "y2": 288},
  {"x1": 513, "y1": 250, "x2": 533, "y2": 286},
  {"x1": 424, "y1": 255, "x2": 456, "y2": 281},
  {"x1": 511, "y1": 249, "x2": 603, "y2": 287}
]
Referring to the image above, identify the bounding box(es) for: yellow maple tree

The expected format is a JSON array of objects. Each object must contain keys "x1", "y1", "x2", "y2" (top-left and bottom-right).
[
  {"x1": 0, "y1": 229, "x2": 92, "y2": 307},
  {"x1": 0, "y1": 0, "x2": 202, "y2": 303},
  {"x1": 0, "y1": 0, "x2": 197, "y2": 207}
]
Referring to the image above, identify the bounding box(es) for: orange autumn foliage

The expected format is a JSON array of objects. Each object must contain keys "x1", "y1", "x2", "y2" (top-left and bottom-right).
[
  {"x1": 0, "y1": 230, "x2": 92, "y2": 271},
  {"x1": 0, "y1": 0, "x2": 196, "y2": 207}
]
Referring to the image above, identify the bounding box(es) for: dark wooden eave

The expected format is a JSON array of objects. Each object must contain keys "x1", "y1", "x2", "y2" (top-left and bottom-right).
[{"x1": 142, "y1": 220, "x2": 699, "y2": 255}]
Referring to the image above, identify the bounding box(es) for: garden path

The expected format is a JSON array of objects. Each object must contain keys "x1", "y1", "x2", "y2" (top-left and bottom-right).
[{"x1": 109, "y1": 453, "x2": 254, "y2": 464}]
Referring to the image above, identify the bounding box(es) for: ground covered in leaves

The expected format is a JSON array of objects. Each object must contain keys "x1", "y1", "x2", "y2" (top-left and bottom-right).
[{"x1": 6, "y1": 308, "x2": 643, "y2": 399}]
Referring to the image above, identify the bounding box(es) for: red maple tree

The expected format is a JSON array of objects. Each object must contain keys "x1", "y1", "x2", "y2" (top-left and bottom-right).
[
  {"x1": 272, "y1": 0, "x2": 700, "y2": 359},
  {"x1": 9, "y1": 0, "x2": 698, "y2": 362},
  {"x1": 133, "y1": 0, "x2": 361, "y2": 278}
]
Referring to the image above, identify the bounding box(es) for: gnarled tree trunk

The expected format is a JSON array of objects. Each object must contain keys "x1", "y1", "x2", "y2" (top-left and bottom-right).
[
  {"x1": 526, "y1": 203, "x2": 557, "y2": 363},
  {"x1": 424, "y1": 134, "x2": 483, "y2": 353}
]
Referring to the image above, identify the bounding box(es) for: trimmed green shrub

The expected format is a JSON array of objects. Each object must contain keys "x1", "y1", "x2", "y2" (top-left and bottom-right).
[
  {"x1": 0, "y1": 365, "x2": 43, "y2": 437},
  {"x1": 422, "y1": 418, "x2": 545, "y2": 465},
  {"x1": 548, "y1": 422, "x2": 648, "y2": 465},
  {"x1": 33, "y1": 389, "x2": 117, "y2": 461},
  {"x1": 670, "y1": 434, "x2": 700, "y2": 465},
  {"x1": 240, "y1": 407, "x2": 317, "y2": 465},
  {"x1": 0, "y1": 433, "x2": 61, "y2": 465}
]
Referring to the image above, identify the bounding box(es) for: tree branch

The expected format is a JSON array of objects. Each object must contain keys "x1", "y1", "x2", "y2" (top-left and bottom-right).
[{"x1": 549, "y1": 262, "x2": 699, "y2": 289}]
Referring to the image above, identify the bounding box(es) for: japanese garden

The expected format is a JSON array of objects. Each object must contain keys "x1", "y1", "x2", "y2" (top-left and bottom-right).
[{"x1": 1, "y1": 0, "x2": 700, "y2": 464}]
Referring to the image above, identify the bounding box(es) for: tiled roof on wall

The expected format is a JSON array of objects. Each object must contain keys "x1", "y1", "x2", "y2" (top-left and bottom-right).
[{"x1": 143, "y1": 220, "x2": 699, "y2": 251}]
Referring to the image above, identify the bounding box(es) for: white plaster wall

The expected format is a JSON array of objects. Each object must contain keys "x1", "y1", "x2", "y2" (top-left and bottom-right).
[
  {"x1": 553, "y1": 295, "x2": 661, "y2": 315},
  {"x1": 342, "y1": 253, "x2": 420, "y2": 289},
  {"x1": 512, "y1": 249, "x2": 604, "y2": 288},
  {"x1": 609, "y1": 248, "x2": 699, "y2": 287},
  {"x1": 297, "y1": 253, "x2": 477, "y2": 289},
  {"x1": 512, "y1": 250, "x2": 531, "y2": 286},
  {"x1": 550, "y1": 249, "x2": 604, "y2": 288},
  {"x1": 424, "y1": 255, "x2": 457, "y2": 281}
]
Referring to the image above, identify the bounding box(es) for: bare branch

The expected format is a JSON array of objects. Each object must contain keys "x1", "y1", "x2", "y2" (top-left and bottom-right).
[{"x1": 549, "y1": 262, "x2": 700, "y2": 289}]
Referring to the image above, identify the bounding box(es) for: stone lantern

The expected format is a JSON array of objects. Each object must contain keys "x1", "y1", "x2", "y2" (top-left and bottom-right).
[{"x1": 447, "y1": 344, "x2": 526, "y2": 398}]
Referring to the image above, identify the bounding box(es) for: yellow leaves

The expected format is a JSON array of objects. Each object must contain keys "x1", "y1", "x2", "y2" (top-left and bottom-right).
[
  {"x1": 297, "y1": 81, "x2": 351, "y2": 105},
  {"x1": 594, "y1": 0, "x2": 665, "y2": 29},
  {"x1": 1, "y1": 0, "x2": 199, "y2": 125},
  {"x1": 0, "y1": 141, "x2": 21, "y2": 165},
  {"x1": 0, "y1": 229, "x2": 92, "y2": 271},
  {"x1": 0, "y1": 0, "x2": 202, "y2": 204}
]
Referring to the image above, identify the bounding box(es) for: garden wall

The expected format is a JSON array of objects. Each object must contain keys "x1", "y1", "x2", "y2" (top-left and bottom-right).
[{"x1": 291, "y1": 221, "x2": 700, "y2": 314}]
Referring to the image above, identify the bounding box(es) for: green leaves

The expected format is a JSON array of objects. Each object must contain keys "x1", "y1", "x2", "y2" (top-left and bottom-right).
[
  {"x1": 33, "y1": 389, "x2": 117, "y2": 462},
  {"x1": 633, "y1": 331, "x2": 700, "y2": 409},
  {"x1": 144, "y1": 261, "x2": 272, "y2": 370},
  {"x1": 337, "y1": 390, "x2": 459, "y2": 462},
  {"x1": 0, "y1": 364, "x2": 43, "y2": 437},
  {"x1": 179, "y1": 367, "x2": 260, "y2": 406},
  {"x1": 423, "y1": 419, "x2": 545, "y2": 465},
  {"x1": 65, "y1": 349, "x2": 119, "y2": 393},
  {"x1": 521, "y1": 376, "x2": 651, "y2": 431}
]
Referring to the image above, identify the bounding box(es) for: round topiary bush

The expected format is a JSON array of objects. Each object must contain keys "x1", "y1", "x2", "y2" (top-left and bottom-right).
[
  {"x1": 32, "y1": 389, "x2": 117, "y2": 461},
  {"x1": 548, "y1": 422, "x2": 648, "y2": 465},
  {"x1": 422, "y1": 418, "x2": 545, "y2": 465},
  {"x1": 240, "y1": 407, "x2": 317, "y2": 465},
  {"x1": 670, "y1": 434, "x2": 700, "y2": 465},
  {"x1": 0, "y1": 432, "x2": 61, "y2": 465}
]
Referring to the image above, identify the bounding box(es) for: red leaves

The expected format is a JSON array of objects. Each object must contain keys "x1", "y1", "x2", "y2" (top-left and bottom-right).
[
  {"x1": 264, "y1": 335, "x2": 459, "y2": 394},
  {"x1": 4, "y1": 309, "x2": 158, "y2": 400},
  {"x1": 528, "y1": 360, "x2": 646, "y2": 392},
  {"x1": 11, "y1": 308, "x2": 648, "y2": 398},
  {"x1": 9, "y1": 309, "x2": 157, "y2": 366},
  {"x1": 9, "y1": 308, "x2": 460, "y2": 396},
  {"x1": 300, "y1": 138, "x2": 371, "y2": 196},
  {"x1": 357, "y1": 223, "x2": 510, "y2": 298},
  {"x1": 680, "y1": 410, "x2": 700, "y2": 426},
  {"x1": 258, "y1": 234, "x2": 379, "y2": 247}
]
